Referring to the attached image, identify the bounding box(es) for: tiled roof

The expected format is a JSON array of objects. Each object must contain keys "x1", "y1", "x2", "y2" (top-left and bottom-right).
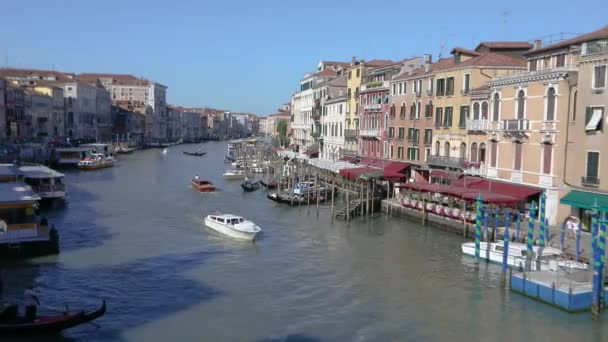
[
  {"x1": 0, "y1": 68, "x2": 74, "y2": 82},
  {"x1": 475, "y1": 41, "x2": 533, "y2": 51},
  {"x1": 364, "y1": 59, "x2": 396, "y2": 67},
  {"x1": 312, "y1": 68, "x2": 337, "y2": 77},
  {"x1": 459, "y1": 52, "x2": 526, "y2": 68},
  {"x1": 450, "y1": 47, "x2": 481, "y2": 56},
  {"x1": 524, "y1": 25, "x2": 608, "y2": 56},
  {"x1": 77, "y1": 73, "x2": 152, "y2": 86},
  {"x1": 320, "y1": 61, "x2": 351, "y2": 68}
]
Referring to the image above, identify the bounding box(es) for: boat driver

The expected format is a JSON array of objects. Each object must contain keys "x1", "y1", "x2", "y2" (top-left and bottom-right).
[{"x1": 24, "y1": 286, "x2": 40, "y2": 322}]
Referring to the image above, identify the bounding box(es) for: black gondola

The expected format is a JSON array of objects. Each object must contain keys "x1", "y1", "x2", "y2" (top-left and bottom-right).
[
  {"x1": 260, "y1": 179, "x2": 278, "y2": 189},
  {"x1": 241, "y1": 180, "x2": 261, "y2": 192},
  {"x1": 183, "y1": 151, "x2": 207, "y2": 156},
  {"x1": 0, "y1": 301, "x2": 106, "y2": 335}
]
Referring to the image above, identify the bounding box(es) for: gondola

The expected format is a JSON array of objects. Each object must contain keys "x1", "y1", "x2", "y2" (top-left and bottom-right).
[
  {"x1": 183, "y1": 151, "x2": 206, "y2": 156},
  {"x1": 260, "y1": 179, "x2": 278, "y2": 189},
  {"x1": 0, "y1": 300, "x2": 106, "y2": 335},
  {"x1": 241, "y1": 180, "x2": 261, "y2": 192}
]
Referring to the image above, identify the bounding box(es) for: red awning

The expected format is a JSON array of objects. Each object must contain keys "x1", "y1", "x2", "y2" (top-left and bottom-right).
[
  {"x1": 460, "y1": 191, "x2": 519, "y2": 205},
  {"x1": 401, "y1": 182, "x2": 520, "y2": 205},
  {"x1": 339, "y1": 167, "x2": 378, "y2": 180},
  {"x1": 338, "y1": 156, "x2": 358, "y2": 163},
  {"x1": 453, "y1": 176, "x2": 541, "y2": 201},
  {"x1": 383, "y1": 162, "x2": 411, "y2": 180}
]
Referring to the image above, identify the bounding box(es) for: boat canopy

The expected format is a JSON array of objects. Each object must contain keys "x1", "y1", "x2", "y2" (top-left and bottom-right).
[
  {"x1": 19, "y1": 165, "x2": 64, "y2": 179},
  {"x1": 0, "y1": 182, "x2": 41, "y2": 204}
]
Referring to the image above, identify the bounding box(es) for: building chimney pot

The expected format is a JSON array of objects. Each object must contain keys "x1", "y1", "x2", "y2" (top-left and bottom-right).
[
  {"x1": 533, "y1": 40, "x2": 542, "y2": 50},
  {"x1": 351, "y1": 56, "x2": 356, "y2": 66}
]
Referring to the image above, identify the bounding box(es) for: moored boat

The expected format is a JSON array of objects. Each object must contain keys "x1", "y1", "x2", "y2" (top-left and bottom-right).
[
  {"x1": 223, "y1": 170, "x2": 246, "y2": 180},
  {"x1": 260, "y1": 179, "x2": 277, "y2": 189},
  {"x1": 0, "y1": 182, "x2": 59, "y2": 258},
  {"x1": 0, "y1": 301, "x2": 106, "y2": 335},
  {"x1": 192, "y1": 178, "x2": 216, "y2": 192},
  {"x1": 19, "y1": 165, "x2": 67, "y2": 201},
  {"x1": 203, "y1": 213, "x2": 261, "y2": 240},
  {"x1": 461, "y1": 241, "x2": 589, "y2": 271},
  {"x1": 77, "y1": 154, "x2": 116, "y2": 170}
]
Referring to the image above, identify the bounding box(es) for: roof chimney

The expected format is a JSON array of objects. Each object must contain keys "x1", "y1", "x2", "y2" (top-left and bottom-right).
[
  {"x1": 424, "y1": 54, "x2": 432, "y2": 73},
  {"x1": 408, "y1": 64, "x2": 414, "y2": 75},
  {"x1": 351, "y1": 56, "x2": 356, "y2": 66},
  {"x1": 533, "y1": 40, "x2": 542, "y2": 50}
]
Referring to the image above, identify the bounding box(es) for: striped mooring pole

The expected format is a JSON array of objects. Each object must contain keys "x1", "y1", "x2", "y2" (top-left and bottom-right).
[
  {"x1": 545, "y1": 218, "x2": 550, "y2": 246},
  {"x1": 560, "y1": 220, "x2": 566, "y2": 251},
  {"x1": 599, "y1": 212, "x2": 607, "y2": 311},
  {"x1": 576, "y1": 227, "x2": 581, "y2": 262},
  {"x1": 591, "y1": 208, "x2": 600, "y2": 319},
  {"x1": 475, "y1": 195, "x2": 482, "y2": 263},
  {"x1": 527, "y1": 201, "x2": 537, "y2": 254},
  {"x1": 502, "y1": 208, "x2": 512, "y2": 273},
  {"x1": 539, "y1": 193, "x2": 546, "y2": 248},
  {"x1": 484, "y1": 206, "x2": 490, "y2": 242},
  {"x1": 494, "y1": 207, "x2": 500, "y2": 242}
]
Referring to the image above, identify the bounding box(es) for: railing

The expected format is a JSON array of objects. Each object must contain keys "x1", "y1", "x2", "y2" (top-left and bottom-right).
[
  {"x1": 427, "y1": 155, "x2": 466, "y2": 168},
  {"x1": 359, "y1": 129, "x2": 381, "y2": 137},
  {"x1": 503, "y1": 119, "x2": 530, "y2": 132},
  {"x1": 463, "y1": 164, "x2": 487, "y2": 177},
  {"x1": 363, "y1": 104, "x2": 382, "y2": 111},
  {"x1": 344, "y1": 129, "x2": 359, "y2": 140},
  {"x1": 361, "y1": 80, "x2": 390, "y2": 91},
  {"x1": 582, "y1": 176, "x2": 600, "y2": 187},
  {"x1": 466, "y1": 119, "x2": 490, "y2": 131}
]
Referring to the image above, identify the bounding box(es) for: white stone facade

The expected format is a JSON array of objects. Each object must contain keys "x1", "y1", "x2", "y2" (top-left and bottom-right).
[{"x1": 321, "y1": 96, "x2": 347, "y2": 160}]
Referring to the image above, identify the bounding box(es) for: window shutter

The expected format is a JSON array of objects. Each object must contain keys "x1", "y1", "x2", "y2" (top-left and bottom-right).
[{"x1": 585, "y1": 107, "x2": 593, "y2": 125}]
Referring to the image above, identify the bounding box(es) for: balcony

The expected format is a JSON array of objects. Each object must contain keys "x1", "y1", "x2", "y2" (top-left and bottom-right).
[
  {"x1": 361, "y1": 80, "x2": 389, "y2": 91},
  {"x1": 363, "y1": 104, "x2": 382, "y2": 111},
  {"x1": 503, "y1": 119, "x2": 530, "y2": 132},
  {"x1": 344, "y1": 129, "x2": 359, "y2": 140},
  {"x1": 359, "y1": 129, "x2": 381, "y2": 138},
  {"x1": 466, "y1": 119, "x2": 491, "y2": 131},
  {"x1": 582, "y1": 176, "x2": 600, "y2": 187},
  {"x1": 463, "y1": 164, "x2": 487, "y2": 177},
  {"x1": 427, "y1": 155, "x2": 466, "y2": 169}
]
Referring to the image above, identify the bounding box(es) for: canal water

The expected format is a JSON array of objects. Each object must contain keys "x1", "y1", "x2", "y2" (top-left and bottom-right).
[{"x1": 1, "y1": 141, "x2": 607, "y2": 342}]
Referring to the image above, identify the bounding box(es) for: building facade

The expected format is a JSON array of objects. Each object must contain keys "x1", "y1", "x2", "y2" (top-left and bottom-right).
[{"x1": 321, "y1": 95, "x2": 347, "y2": 160}]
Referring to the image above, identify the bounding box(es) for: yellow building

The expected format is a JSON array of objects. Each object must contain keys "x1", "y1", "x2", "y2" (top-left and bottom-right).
[{"x1": 428, "y1": 47, "x2": 527, "y2": 172}]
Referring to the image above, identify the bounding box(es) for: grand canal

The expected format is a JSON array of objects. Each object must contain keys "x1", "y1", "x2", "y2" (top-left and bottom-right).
[{"x1": 1, "y1": 141, "x2": 607, "y2": 341}]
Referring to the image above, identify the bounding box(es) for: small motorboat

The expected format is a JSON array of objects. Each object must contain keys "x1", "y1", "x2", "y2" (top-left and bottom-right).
[
  {"x1": 116, "y1": 146, "x2": 135, "y2": 154},
  {"x1": 183, "y1": 151, "x2": 206, "y2": 156},
  {"x1": 241, "y1": 179, "x2": 261, "y2": 192},
  {"x1": 192, "y1": 178, "x2": 216, "y2": 192},
  {"x1": 77, "y1": 154, "x2": 116, "y2": 170},
  {"x1": 461, "y1": 241, "x2": 589, "y2": 271},
  {"x1": 222, "y1": 170, "x2": 246, "y2": 180},
  {"x1": 161, "y1": 148, "x2": 168, "y2": 155},
  {"x1": 204, "y1": 213, "x2": 261, "y2": 240},
  {"x1": 0, "y1": 301, "x2": 106, "y2": 335}
]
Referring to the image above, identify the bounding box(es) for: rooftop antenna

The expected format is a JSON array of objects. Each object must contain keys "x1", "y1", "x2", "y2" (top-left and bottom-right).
[{"x1": 438, "y1": 41, "x2": 445, "y2": 59}]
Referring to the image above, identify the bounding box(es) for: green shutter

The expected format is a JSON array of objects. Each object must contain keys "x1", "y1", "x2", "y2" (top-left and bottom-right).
[{"x1": 585, "y1": 107, "x2": 593, "y2": 125}]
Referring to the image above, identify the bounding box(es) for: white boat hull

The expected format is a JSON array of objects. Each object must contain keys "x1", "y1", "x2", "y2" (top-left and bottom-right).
[
  {"x1": 204, "y1": 217, "x2": 258, "y2": 241},
  {"x1": 461, "y1": 242, "x2": 588, "y2": 271}
]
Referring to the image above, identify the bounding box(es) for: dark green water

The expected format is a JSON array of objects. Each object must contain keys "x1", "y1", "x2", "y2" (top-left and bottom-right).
[{"x1": 1, "y1": 141, "x2": 606, "y2": 341}]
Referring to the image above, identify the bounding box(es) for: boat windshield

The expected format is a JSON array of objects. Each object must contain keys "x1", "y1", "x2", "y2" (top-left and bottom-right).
[
  {"x1": 239, "y1": 218, "x2": 244, "y2": 223},
  {"x1": 230, "y1": 218, "x2": 239, "y2": 225}
]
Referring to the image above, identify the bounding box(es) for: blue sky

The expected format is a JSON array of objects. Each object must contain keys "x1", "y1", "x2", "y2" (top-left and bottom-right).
[{"x1": 1, "y1": 0, "x2": 607, "y2": 115}]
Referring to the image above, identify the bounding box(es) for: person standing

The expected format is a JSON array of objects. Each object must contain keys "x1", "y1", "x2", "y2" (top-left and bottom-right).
[{"x1": 24, "y1": 286, "x2": 40, "y2": 322}]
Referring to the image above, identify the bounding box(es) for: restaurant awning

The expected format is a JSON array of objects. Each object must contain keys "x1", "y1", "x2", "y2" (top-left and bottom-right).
[
  {"x1": 452, "y1": 176, "x2": 541, "y2": 201},
  {"x1": 383, "y1": 162, "x2": 411, "y2": 180},
  {"x1": 400, "y1": 182, "x2": 520, "y2": 205},
  {"x1": 339, "y1": 167, "x2": 379, "y2": 180},
  {"x1": 560, "y1": 190, "x2": 608, "y2": 212}
]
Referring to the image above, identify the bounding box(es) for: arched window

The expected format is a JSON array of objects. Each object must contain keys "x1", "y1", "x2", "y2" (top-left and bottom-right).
[
  {"x1": 417, "y1": 101, "x2": 421, "y2": 119},
  {"x1": 473, "y1": 102, "x2": 480, "y2": 120},
  {"x1": 460, "y1": 142, "x2": 466, "y2": 159},
  {"x1": 479, "y1": 143, "x2": 486, "y2": 163},
  {"x1": 517, "y1": 90, "x2": 526, "y2": 119},
  {"x1": 410, "y1": 103, "x2": 416, "y2": 117},
  {"x1": 427, "y1": 100, "x2": 433, "y2": 118},
  {"x1": 444, "y1": 142, "x2": 450, "y2": 157},
  {"x1": 470, "y1": 143, "x2": 478, "y2": 163},
  {"x1": 492, "y1": 93, "x2": 500, "y2": 121},
  {"x1": 385, "y1": 114, "x2": 389, "y2": 130},
  {"x1": 546, "y1": 87, "x2": 556, "y2": 121},
  {"x1": 481, "y1": 102, "x2": 488, "y2": 120},
  {"x1": 400, "y1": 102, "x2": 406, "y2": 117},
  {"x1": 390, "y1": 103, "x2": 396, "y2": 117},
  {"x1": 435, "y1": 141, "x2": 440, "y2": 156}
]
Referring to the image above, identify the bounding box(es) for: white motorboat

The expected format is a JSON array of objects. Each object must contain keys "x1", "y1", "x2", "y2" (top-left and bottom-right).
[
  {"x1": 461, "y1": 241, "x2": 588, "y2": 271},
  {"x1": 222, "y1": 170, "x2": 246, "y2": 180},
  {"x1": 77, "y1": 153, "x2": 116, "y2": 170},
  {"x1": 161, "y1": 148, "x2": 168, "y2": 155},
  {"x1": 204, "y1": 213, "x2": 261, "y2": 241}
]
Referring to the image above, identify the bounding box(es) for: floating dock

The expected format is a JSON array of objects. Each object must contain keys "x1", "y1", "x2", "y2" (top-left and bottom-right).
[{"x1": 510, "y1": 270, "x2": 608, "y2": 312}]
